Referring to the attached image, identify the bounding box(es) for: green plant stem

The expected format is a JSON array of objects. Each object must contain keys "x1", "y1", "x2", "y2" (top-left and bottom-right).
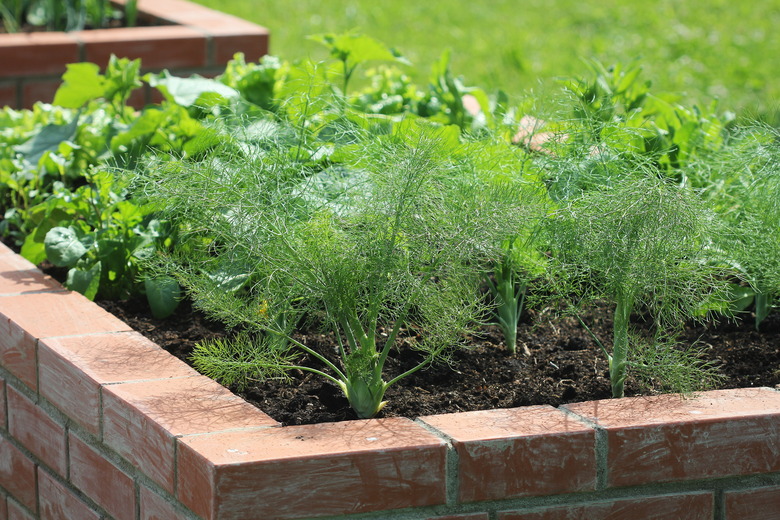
[{"x1": 611, "y1": 293, "x2": 634, "y2": 398}]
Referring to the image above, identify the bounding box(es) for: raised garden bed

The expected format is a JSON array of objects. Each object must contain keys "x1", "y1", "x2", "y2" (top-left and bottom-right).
[
  {"x1": 3, "y1": 241, "x2": 780, "y2": 519},
  {"x1": 0, "y1": 0, "x2": 269, "y2": 109}
]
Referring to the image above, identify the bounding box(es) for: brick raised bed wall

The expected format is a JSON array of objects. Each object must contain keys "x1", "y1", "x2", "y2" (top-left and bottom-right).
[
  {"x1": 2, "y1": 239, "x2": 780, "y2": 519},
  {"x1": 0, "y1": 0, "x2": 269, "y2": 109}
]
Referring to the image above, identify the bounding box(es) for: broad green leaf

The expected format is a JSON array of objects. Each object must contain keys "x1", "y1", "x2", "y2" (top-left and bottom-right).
[
  {"x1": 44, "y1": 227, "x2": 88, "y2": 267},
  {"x1": 67, "y1": 262, "x2": 102, "y2": 300},
  {"x1": 147, "y1": 71, "x2": 239, "y2": 107},
  {"x1": 145, "y1": 277, "x2": 181, "y2": 319},
  {"x1": 309, "y1": 32, "x2": 411, "y2": 66},
  {"x1": 53, "y1": 63, "x2": 107, "y2": 108},
  {"x1": 20, "y1": 233, "x2": 47, "y2": 265},
  {"x1": 15, "y1": 115, "x2": 80, "y2": 166}
]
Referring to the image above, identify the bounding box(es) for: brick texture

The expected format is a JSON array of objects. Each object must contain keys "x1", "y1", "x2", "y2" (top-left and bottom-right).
[
  {"x1": 139, "y1": 486, "x2": 183, "y2": 520},
  {"x1": 0, "y1": 437, "x2": 37, "y2": 512},
  {"x1": 0, "y1": 33, "x2": 79, "y2": 78},
  {"x1": 38, "y1": 469, "x2": 100, "y2": 520},
  {"x1": 6, "y1": 499, "x2": 34, "y2": 520},
  {"x1": 498, "y1": 492, "x2": 713, "y2": 520},
  {"x1": 7, "y1": 386, "x2": 67, "y2": 476},
  {"x1": 69, "y1": 433, "x2": 135, "y2": 520},
  {"x1": 421, "y1": 406, "x2": 596, "y2": 502},
  {"x1": 725, "y1": 486, "x2": 780, "y2": 519},
  {"x1": 565, "y1": 388, "x2": 780, "y2": 487},
  {"x1": 38, "y1": 332, "x2": 197, "y2": 436},
  {"x1": 103, "y1": 375, "x2": 277, "y2": 492},
  {"x1": 177, "y1": 418, "x2": 447, "y2": 519}
]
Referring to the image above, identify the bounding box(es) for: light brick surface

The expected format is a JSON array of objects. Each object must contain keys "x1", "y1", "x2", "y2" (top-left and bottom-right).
[
  {"x1": 38, "y1": 469, "x2": 100, "y2": 520},
  {"x1": 69, "y1": 433, "x2": 135, "y2": 520},
  {"x1": 498, "y1": 492, "x2": 713, "y2": 519},
  {"x1": 0, "y1": 291, "x2": 132, "y2": 390},
  {"x1": 0, "y1": 437, "x2": 36, "y2": 512},
  {"x1": 421, "y1": 406, "x2": 596, "y2": 502},
  {"x1": 725, "y1": 486, "x2": 780, "y2": 519},
  {"x1": 6, "y1": 499, "x2": 34, "y2": 520},
  {"x1": 7, "y1": 386, "x2": 67, "y2": 476},
  {"x1": 564, "y1": 388, "x2": 780, "y2": 487},
  {"x1": 177, "y1": 417, "x2": 447, "y2": 520},
  {"x1": 0, "y1": 251, "x2": 63, "y2": 295},
  {"x1": 39, "y1": 332, "x2": 197, "y2": 435},
  {"x1": 140, "y1": 486, "x2": 184, "y2": 520},
  {"x1": 103, "y1": 375, "x2": 277, "y2": 492}
]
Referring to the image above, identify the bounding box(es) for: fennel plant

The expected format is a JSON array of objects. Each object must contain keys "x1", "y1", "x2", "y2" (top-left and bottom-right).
[
  {"x1": 544, "y1": 173, "x2": 728, "y2": 398},
  {"x1": 141, "y1": 120, "x2": 533, "y2": 418}
]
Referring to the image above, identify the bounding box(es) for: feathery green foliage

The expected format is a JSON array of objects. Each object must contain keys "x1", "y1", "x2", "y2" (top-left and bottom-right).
[
  {"x1": 544, "y1": 172, "x2": 729, "y2": 397},
  {"x1": 140, "y1": 113, "x2": 535, "y2": 418}
]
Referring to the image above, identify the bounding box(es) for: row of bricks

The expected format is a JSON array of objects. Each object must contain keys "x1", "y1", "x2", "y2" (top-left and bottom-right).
[
  {"x1": 0, "y1": 0, "x2": 268, "y2": 80},
  {"x1": 2, "y1": 433, "x2": 190, "y2": 519},
  {"x1": 4, "y1": 239, "x2": 780, "y2": 519},
  {"x1": 1, "y1": 69, "x2": 225, "y2": 110}
]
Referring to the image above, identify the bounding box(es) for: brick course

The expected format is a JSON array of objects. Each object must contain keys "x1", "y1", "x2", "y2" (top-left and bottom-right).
[{"x1": 0, "y1": 0, "x2": 269, "y2": 109}]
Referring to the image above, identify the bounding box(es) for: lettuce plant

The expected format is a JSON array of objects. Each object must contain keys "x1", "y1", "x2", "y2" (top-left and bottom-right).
[{"x1": 544, "y1": 172, "x2": 729, "y2": 398}]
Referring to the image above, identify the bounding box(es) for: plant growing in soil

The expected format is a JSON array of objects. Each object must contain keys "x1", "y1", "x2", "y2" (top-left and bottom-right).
[
  {"x1": 544, "y1": 171, "x2": 729, "y2": 398},
  {"x1": 140, "y1": 117, "x2": 533, "y2": 418}
]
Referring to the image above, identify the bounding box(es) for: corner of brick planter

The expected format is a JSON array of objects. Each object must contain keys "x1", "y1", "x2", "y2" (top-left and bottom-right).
[
  {"x1": 3, "y1": 240, "x2": 780, "y2": 520},
  {"x1": 0, "y1": 0, "x2": 270, "y2": 109}
]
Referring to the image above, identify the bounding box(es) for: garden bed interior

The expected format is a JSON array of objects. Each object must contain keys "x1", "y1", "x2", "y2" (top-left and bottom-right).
[{"x1": 3, "y1": 241, "x2": 780, "y2": 519}]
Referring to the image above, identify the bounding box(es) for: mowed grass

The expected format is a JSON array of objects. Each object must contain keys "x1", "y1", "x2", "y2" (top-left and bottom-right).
[{"x1": 192, "y1": 0, "x2": 780, "y2": 119}]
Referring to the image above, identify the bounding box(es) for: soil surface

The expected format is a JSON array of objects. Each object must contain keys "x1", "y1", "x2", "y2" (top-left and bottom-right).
[{"x1": 94, "y1": 294, "x2": 780, "y2": 426}]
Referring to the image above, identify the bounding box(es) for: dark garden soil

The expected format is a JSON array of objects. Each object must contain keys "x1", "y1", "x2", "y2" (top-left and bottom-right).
[{"x1": 92, "y1": 292, "x2": 780, "y2": 426}]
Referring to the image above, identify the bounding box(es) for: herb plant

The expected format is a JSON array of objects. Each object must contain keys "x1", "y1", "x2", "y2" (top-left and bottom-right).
[
  {"x1": 142, "y1": 118, "x2": 531, "y2": 418},
  {"x1": 544, "y1": 173, "x2": 728, "y2": 398}
]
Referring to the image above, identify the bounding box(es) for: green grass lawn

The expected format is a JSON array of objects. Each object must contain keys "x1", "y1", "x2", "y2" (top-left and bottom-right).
[{"x1": 193, "y1": 0, "x2": 780, "y2": 120}]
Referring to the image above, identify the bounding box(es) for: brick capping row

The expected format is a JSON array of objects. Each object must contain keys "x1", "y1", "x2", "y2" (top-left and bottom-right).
[
  {"x1": 0, "y1": 0, "x2": 270, "y2": 109},
  {"x1": 2, "y1": 238, "x2": 780, "y2": 519}
]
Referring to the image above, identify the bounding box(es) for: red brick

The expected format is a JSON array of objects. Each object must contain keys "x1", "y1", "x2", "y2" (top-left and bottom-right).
[
  {"x1": 139, "y1": 486, "x2": 182, "y2": 520},
  {"x1": 0, "y1": 253, "x2": 64, "y2": 296},
  {"x1": 38, "y1": 469, "x2": 100, "y2": 520},
  {"x1": 0, "y1": 81, "x2": 17, "y2": 109},
  {"x1": 0, "y1": 291, "x2": 132, "y2": 391},
  {"x1": 0, "y1": 437, "x2": 36, "y2": 512},
  {"x1": 21, "y1": 79, "x2": 62, "y2": 109},
  {"x1": 6, "y1": 499, "x2": 34, "y2": 520},
  {"x1": 39, "y1": 332, "x2": 196, "y2": 436},
  {"x1": 177, "y1": 418, "x2": 447, "y2": 519},
  {"x1": 103, "y1": 375, "x2": 277, "y2": 492},
  {"x1": 69, "y1": 433, "x2": 135, "y2": 520},
  {"x1": 0, "y1": 32, "x2": 79, "y2": 79},
  {"x1": 498, "y1": 492, "x2": 713, "y2": 519},
  {"x1": 79, "y1": 26, "x2": 207, "y2": 70},
  {"x1": 565, "y1": 388, "x2": 780, "y2": 487},
  {"x1": 421, "y1": 406, "x2": 596, "y2": 502},
  {"x1": 212, "y1": 33, "x2": 269, "y2": 66},
  {"x1": 725, "y1": 486, "x2": 780, "y2": 519},
  {"x1": 7, "y1": 386, "x2": 66, "y2": 476}
]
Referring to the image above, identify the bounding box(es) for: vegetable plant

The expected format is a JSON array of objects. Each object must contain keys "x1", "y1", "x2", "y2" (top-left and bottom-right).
[
  {"x1": 544, "y1": 172, "x2": 729, "y2": 398},
  {"x1": 141, "y1": 117, "x2": 532, "y2": 418}
]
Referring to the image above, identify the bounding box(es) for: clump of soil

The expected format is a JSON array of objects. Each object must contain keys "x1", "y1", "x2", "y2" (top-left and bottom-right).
[{"x1": 96, "y1": 295, "x2": 780, "y2": 426}]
